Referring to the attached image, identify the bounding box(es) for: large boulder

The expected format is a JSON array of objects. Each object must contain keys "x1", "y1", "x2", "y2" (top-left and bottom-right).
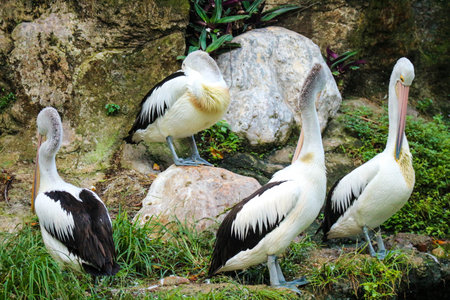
[
  {"x1": 134, "y1": 165, "x2": 261, "y2": 231},
  {"x1": 217, "y1": 26, "x2": 341, "y2": 147}
]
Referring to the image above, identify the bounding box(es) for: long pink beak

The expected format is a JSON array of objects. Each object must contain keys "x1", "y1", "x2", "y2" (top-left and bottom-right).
[
  {"x1": 292, "y1": 129, "x2": 304, "y2": 164},
  {"x1": 31, "y1": 134, "x2": 42, "y2": 213},
  {"x1": 395, "y1": 81, "x2": 409, "y2": 160}
]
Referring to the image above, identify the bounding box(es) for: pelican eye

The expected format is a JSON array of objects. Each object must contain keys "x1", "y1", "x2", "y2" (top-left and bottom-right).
[{"x1": 400, "y1": 75, "x2": 405, "y2": 83}]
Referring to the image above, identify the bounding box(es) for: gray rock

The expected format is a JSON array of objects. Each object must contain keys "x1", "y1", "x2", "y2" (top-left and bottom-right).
[
  {"x1": 121, "y1": 143, "x2": 156, "y2": 175},
  {"x1": 217, "y1": 26, "x2": 341, "y2": 147},
  {"x1": 134, "y1": 165, "x2": 261, "y2": 231},
  {"x1": 1, "y1": 0, "x2": 188, "y2": 176}
]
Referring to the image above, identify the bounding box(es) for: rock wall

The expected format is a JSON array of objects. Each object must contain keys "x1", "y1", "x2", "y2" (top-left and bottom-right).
[
  {"x1": 0, "y1": 0, "x2": 189, "y2": 179},
  {"x1": 268, "y1": 0, "x2": 449, "y2": 112}
]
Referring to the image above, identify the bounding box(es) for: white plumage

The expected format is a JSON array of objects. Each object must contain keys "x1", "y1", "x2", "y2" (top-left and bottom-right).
[
  {"x1": 231, "y1": 180, "x2": 300, "y2": 241},
  {"x1": 209, "y1": 64, "x2": 327, "y2": 292},
  {"x1": 32, "y1": 107, "x2": 119, "y2": 277},
  {"x1": 125, "y1": 50, "x2": 230, "y2": 166},
  {"x1": 321, "y1": 58, "x2": 415, "y2": 258}
]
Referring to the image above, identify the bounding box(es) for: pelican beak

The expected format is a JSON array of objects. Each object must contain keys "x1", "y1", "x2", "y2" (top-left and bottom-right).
[
  {"x1": 292, "y1": 129, "x2": 304, "y2": 164},
  {"x1": 31, "y1": 133, "x2": 42, "y2": 213},
  {"x1": 395, "y1": 81, "x2": 410, "y2": 160}
]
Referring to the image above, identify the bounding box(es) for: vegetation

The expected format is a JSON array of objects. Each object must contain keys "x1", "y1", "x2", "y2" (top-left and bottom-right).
[
  {"x1": 309, "y1": 249, "x2": 412, "y2": 300},
  {"x1": 182, "y1": 0, "x2": 301, "y2": 58},
  {"x1": 197, "y1": 120, "x2": 242, "y2": 161},
  {"x1": 325, "y1": 47, "x2": 366, "y2": 77},
  {"x1": 0, "y1": 212, "x2": 297, "y2": 299},
  {"x1": 1, "y1": 211, "x2": 423, "y2": 299},
  {"x1": 416, "y1": 97, "x2": 433, "y2": 114},
  {"x1": 340, "y1": 106, "x2": 449, "y2": 237},
  {"x1": 105, "y1": 103, "x2": 121, "y2": 116},
  {"x1": 0, "y1": 211, "x2": 425, "y2": 299},
  {"x1": 0, "y1": 88, "x2": 16, "y2": 113},
  {"x1": 325, "y1": 47, "x2": 366, "y2": 92}
]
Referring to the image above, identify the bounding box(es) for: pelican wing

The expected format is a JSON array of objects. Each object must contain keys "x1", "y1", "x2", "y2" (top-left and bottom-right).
[
  {"x1": 209, "y1": 180, "x2": 300, "y2": 276},
  {"x1": 37, "y1": 189, "x2": 119, "y2": 276},
  {"x1": 124, "y1": 71, "x2": 187, "y2": 142},
  {"x1": 320, "y1": 157, "x2": 380, "y2": 238}
]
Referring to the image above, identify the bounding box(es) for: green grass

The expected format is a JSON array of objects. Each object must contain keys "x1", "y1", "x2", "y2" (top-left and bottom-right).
[
  {"x1": 0, "y1": 211, "x2": 422, "y2": 299},
  {"x1": 0, "y1": 212, "x2": 297, "y2": 299},
  {"x1": 340, "y1": 106, "x2": 449, "y2": 238},
  {"x1": 309, "y1": 248, "x2": 413, "y2": 300},
  {"x1": 0, "y1": 224, "x2": 91, "y2": 299}
]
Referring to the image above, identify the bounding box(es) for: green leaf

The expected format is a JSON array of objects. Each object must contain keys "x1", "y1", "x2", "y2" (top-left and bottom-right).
[
  {"x1": 188, "y1": 46, "x2": 200, "y2": 54},
  {"x1": 200, "y1": 28, "x2": 207, "y2": 50},
  {"x1": 194, "y1": 3, "x2": 209, "y2": 23},
  {"x1": 263, "y1": 4, "x2": 298, "y2": 14},
  {"x1": 246, "y1": 0, "x2": 264, "y2": 15},
  {"x1": 330, "y1": 51, "x2": 358, "y2": 69},
  {"x1": 206, "y1": 34, "x2": 233, "y2": 53},
  {"x1": 211, "y1": 0, "x2": 222, "y2": 23},
  {"x1": 176, "y1": 55, "x2": 186, "y2": 60},
  {"x1": 261, "y1": 5, "x2": 300, "y2": 22},
  {"x1": 210, "y1": 32, "x2": 217, "y2": 43},
  {"x1": 217, "y1": 15, "x2": 250, "y2": 23}
]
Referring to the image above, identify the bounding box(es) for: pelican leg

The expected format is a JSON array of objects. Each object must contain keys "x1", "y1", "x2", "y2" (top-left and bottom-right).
[
  {"x1": 362, "y1": 226, "x2": 377, "y2": 257},
  {"x1": 268, "y1": 255, "x2": 302, "y2": 295},
  {"x1": 375, "y1": 228, "x2": 387, "y2": 259},
  {"x1": 166, "y1": 136, "x2": 198, "y2": 166},
  {"x1": 274, "y1": 258, "x2": 286, "y2": 283},
  {"x1": 275, "y1": 258, "x2": 308, "y2": 286},
  {"x1": 188, "y1": 135, "x2": 213, "y2": 166},
  {"x1": 268, "y1": 255, "x2": 280, "y2": 286}
]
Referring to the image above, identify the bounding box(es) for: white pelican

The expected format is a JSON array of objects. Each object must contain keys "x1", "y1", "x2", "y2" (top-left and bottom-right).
[
  {"x1": 124, "y1": 50, "x2": 230, "y2": 166},
  {"x1": 319, "y1": 57, "x2": 415, "y2": 259},
  {"x1": 31, "y1": 107, "x2": 119, "y2": 278},
  {"x1": 209, "y1": 64, "x2": 327, "y2": 292}
]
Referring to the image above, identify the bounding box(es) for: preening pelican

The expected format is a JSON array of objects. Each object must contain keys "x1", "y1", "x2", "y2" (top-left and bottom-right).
[
  {"x1": 32, "y1": 107, "x2": 119, "y2": 278},
  {"x1": 124, "y1": 50, "x2": 230, "y2": 166},
  {"x1": 319, "y1": 57, "x2": 415, "y2": 259},
  {"x1": 209, "y1": 64, "x2": 327, "y2": 292}
]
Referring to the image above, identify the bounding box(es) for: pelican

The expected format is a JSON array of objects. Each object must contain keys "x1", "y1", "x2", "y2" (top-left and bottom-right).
[
  {"x1": 124, "y1": 50, "x2": 230, "y2": 166},
  {"x1": 208, "y1": 64, "x2": 327, "y2": 292},
  {"x1": 31, "y1": 107, "x2": 119, "y2": 278},
  {"x1": 319, "y1": 57, "x2": 415, "y2": 259}
]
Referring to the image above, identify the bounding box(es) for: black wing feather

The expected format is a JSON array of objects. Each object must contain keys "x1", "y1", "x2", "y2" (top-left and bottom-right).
[
  {"x1": 318, "y1": 177, "x2": 358, "y2": 241},
  {"x1": 44, "y1": 190, "x2": 119, "y2": 276},
  {"x1": 209, "y1": 181, "x2": 286, "y2": 277},
  {"x1": 124, "y1": 71, "x2": 185, "y2": 143}
]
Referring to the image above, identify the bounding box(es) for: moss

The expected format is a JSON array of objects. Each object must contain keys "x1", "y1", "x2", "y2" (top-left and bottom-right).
[
  {"x1": 69, "y1": 32, "x2": 185, "y2": 172},
  {"x1": 155, "y1": 0, "x2": 190, "y2": 15},
  {"x1": 82, "y1": 130, "x2": 120, "y2": 167}
]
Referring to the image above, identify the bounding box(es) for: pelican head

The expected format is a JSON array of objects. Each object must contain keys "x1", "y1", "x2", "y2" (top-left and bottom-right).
[
  {"x1": 292, "y1": 64, "x2": 325, "y2": 162},
  {"x1": 31, "y1": 107, "x2": 62, "y2": 212},
  {"x1": 297, "y1": 64, "x2": 325, "y2": 110},
  {"x1": 182, "y1": 50, "x2": 223, "y2": 82},
  {"x1": 391, "y1": 58, "x2": 414, "y2": 159}
]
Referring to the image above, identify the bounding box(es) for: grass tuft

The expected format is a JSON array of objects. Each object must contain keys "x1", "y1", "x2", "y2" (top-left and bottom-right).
[{"x1": 309, "y1": 249, "x2": 412, "y2": 299}]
